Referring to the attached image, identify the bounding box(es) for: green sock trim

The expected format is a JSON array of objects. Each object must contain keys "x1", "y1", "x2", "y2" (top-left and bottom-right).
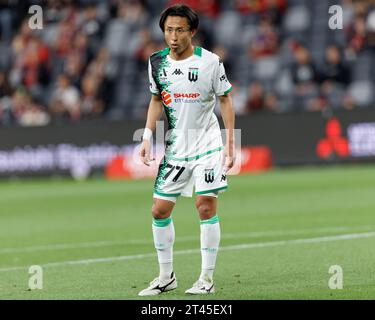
[
  {"x1": 153, "y1": 216, "x2": 172, "y2": 227},
  {"x1": 200, "y1": 215, "x2": 219, "y2": 225}
]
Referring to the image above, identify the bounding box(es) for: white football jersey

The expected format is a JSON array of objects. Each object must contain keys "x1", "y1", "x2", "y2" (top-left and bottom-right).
[{"x1": 148, "y1": 46, "x2": 232, "y2": 161}]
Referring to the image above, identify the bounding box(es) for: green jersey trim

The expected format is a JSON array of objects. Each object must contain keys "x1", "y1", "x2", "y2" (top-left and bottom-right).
[
  {"x1": 196, "y1": 186, "x2": 228, "y2": 195},
  {"x1": 200, "y1": 215, "x2": 219, "y2": 225},
  {"x1": 154, "y1": 190, "x2": 181, "y2": 197},
  {"x1": 194, "y1": 46, "x2": 202, "y2": 57},
  {"x1": 168, "y1": 146, "x2": 223, "y2": 162},
  {"x1": 156, "y1": 47, "x2": 200, "y2": 58},
  {"x1": 158, "y1": 47, "x2": 170, "y2": 57},
  {"x1": 153, "y1": 216, "x2": 173, "y2": 227},
  {"x1": 223, "y1": 86, "x2": 233, "y2": 95}
]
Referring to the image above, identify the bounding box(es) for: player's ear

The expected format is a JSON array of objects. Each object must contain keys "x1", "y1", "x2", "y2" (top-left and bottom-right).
[{"x1": 190, "y1": 29, "x2": 198, "y2": 37}]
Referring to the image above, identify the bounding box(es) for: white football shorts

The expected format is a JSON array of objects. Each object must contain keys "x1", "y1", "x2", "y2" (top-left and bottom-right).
[{"x1": 153, "y1": 149, "x2": 228, "y2": 203}]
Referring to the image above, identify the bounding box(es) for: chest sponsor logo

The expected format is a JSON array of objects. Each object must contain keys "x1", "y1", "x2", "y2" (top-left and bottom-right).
[
  {"x1": 174, "y1": 93, "x2": 200, "y2": 99},
  {"x1": 173, "y1": 92, "x2": 201, "y2": 103},
  {"x1": 188, "y1": 67, "x2": 199, "y2": 82}
]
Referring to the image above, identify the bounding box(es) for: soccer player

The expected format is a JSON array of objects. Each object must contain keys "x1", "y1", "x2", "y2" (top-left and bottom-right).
[{"x1": 138, "y1": 4, "x2": 235, "y2": 296}]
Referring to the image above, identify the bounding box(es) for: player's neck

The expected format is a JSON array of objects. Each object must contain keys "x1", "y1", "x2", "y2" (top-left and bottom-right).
[{"x1": 169, "y1": 45, "x2": 194, "y2": 61}]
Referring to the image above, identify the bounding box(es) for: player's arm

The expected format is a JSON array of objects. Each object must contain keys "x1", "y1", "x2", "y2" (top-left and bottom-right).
[
  {"x1": 219, "y1": 93, "x2": 235, "y2": 173},
  {"x1": 139, "y1": 94, "x2": 163, "y2": 166}
]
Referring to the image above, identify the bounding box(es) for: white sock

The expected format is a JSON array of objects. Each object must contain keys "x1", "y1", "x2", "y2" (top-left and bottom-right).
[
  {"x1": 199, "y1": 215, "x2": 220, "y2": 282},
  {"x1": 152, "y1": 216, "x2": 175, "y2": 280}
]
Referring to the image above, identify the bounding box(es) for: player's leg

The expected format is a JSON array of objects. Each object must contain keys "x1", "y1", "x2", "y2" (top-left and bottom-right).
[
  {"x1": 139, "y1": 156, "x2": 190, "y2": 296},
  {"x1": 186, "y1": 151, "x2": 227, "y2": 294},
  {"x1": 185, "y1": 194, "x2": 220, "y2": 294},
  {"x1": 151, "y1": 197, "x2": 176, "y2": 280},
  {"x1": 196, "y1": 195, "x2": 220, "y2": 284},
  {"x1": 139, "y1": 197, "x2": 177, "y2": 296}
]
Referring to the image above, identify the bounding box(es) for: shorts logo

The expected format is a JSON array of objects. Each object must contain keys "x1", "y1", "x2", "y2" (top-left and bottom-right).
[
  {"x1": 188, "y1": 68, "x2": 199, "y2": 82},
  {"x1": 204, "y1": 169, "x2": 215, "y2": 183},
  {"x1": 221, "y1": 174, "x2": 226, "y2": 182},
  {"x1": 161, "y1": 91, "x2": 172, "y2": 105}
]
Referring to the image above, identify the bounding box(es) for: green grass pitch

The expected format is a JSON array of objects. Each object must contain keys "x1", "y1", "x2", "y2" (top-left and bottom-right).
[{"x1": 0, "y1": 165, "x2": 374, "y2": 300}]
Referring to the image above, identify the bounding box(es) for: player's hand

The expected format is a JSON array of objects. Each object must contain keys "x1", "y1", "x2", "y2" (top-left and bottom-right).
[
  {"x1": 139, "y1": 140, "x2": 154, "y2": 166},
  {"x1": 223, "y1": 144, "x2": 235, "y2": 174}
]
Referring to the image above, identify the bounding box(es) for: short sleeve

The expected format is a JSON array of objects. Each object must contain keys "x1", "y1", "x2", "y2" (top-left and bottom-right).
[
  {"x1": 148, "y1": 58, "x2": 159, "y2": 96},
  {"x1": 212, "y1": 58, "x2": 232, "y2": 96}
]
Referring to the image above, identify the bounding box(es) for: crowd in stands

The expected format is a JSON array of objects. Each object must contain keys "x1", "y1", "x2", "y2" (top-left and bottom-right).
[{"x1": 0, "y1": 0, "x2": 375, "y2": 126}]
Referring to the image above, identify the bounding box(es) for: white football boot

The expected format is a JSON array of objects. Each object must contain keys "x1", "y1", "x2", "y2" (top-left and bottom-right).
[
  {"x1": 185, "y1": 278, "x2": 215, "y2": 295},
  {"x1": 138, "y1": 272, "x2": 177, "y2": 296}
]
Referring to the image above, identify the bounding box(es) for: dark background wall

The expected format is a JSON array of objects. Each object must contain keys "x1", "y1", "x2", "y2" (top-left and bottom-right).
[{"x1": 1, "y1": 109, "x2": 375, "y2": 177}]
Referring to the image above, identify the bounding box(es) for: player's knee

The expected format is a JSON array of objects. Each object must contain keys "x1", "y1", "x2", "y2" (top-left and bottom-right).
[
  {"x1": 151, "y1": 204, "x2": 171, "y2": 220},
  {"x1": 196, "y1": 201, "x2": 215, "y2": 220}
]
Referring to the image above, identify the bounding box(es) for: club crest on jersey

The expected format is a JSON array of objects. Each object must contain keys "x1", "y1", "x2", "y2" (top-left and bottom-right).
[
  {"x1": 188, "y1": 68, "x2": 199, "y2": 82},
  {"x1": 204, "y1": 169, "x2": 215, "y2": 183}
]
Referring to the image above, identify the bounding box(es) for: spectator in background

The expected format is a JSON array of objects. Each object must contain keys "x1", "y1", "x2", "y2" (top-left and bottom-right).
[
  {"x1": 167, "y1": 0, "x2": 220, "y2": 18},
  {"x1": 117, "y1": 0, "x2": 148, "y2": 26},
  {"x1": 235, "y1": 0, "x2": 286, "y2": 21},
  {"x1": 84, "y1": 47, "x2": 117, "y2": 113},
  {"x1": 259, "y1": 0, "x2": 286, "y2": 26},
  {"x1": 345, "y1": 14, "x2": 367, "y2": 59},
  {"x1": 80, "y1": 4, "x2": 105, "y2": 53},
  {"x1": 135, "y1": 27, "x2": 162, "y2": 67},
  {"x1": 212, "y1": 45, "x2": 233, "y2": 80},
  {"x1": 53, "y1": 8, "x2": 80, "y2": 59},
  {"x1": 10, "y1": 88, "x2": 50, "y2": 126},
  {"x1": 320, "y1": 45, "x2": 350, "y2": 87},
  {"x1": 249, "y1": 16, "x2": 279, "y2": 60},
  {"x1": 319, "y1": 45, "x2": 350, "y2": 109},
  {"x1": 49, "y1": 74, "x2": 81, "y2": 122},
  {"x1": 0, "y1": 70, "x2": 13, "y2": 124},
  {"x1": 366, "y1": 5, "x2": 375, "y2": 49},
  {"x1": 80, "y1": 75, "x2": 104, "y2": 119},
  {"x1": 245, "y1": 81, "x2": 279, "y2": 112},
  {"x1": 290, "y1": 43, "x2": 320, "y2": 111},
  {"x1": 0, "y1": 70, "x2": 12, "y2": 98}
]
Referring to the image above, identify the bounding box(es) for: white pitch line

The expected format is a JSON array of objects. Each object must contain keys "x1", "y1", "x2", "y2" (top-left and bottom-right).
[
  {"x1": 1, "y1": 225, "x2": 375, "y2": 254},
  {"x1": 0, "y1": 231, "x2": 374, "y2": 273}
]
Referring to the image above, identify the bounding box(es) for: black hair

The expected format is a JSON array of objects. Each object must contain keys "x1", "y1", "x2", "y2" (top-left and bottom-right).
[{"x1": 159, "y1": 4, "x2": 199, "y2": 32}]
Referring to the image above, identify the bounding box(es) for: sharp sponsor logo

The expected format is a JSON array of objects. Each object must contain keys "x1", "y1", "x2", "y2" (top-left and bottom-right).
[
  {"x1": 173, "y1": 93, "x2": 200, "y2": 99},
  {"x1": 173, "y1": 92, "x2": 201, "y2": 103}
]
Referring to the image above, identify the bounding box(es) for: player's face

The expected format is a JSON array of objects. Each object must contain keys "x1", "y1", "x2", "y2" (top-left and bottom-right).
[{"x1": 164, "y1": 16, "x2": 195, "y2": 55}]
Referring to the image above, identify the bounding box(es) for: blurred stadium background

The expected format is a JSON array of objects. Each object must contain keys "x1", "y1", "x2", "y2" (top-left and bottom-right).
[{"x1": 1, "y1": 0, "x2": 375, "y2": 299}]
